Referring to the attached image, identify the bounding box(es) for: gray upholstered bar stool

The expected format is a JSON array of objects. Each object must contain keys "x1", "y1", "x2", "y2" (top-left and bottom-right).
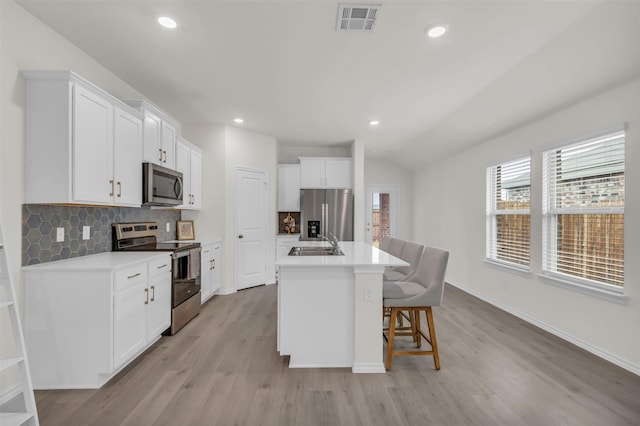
[
  {"x1": 382, "y1": 247, "x2": 449, "y2": 370},
  {"x1": 383, "y1": 240, "x2": 424, "y2": 282},
  {"x1": 378, "y1": 235, "x2": 392, "y2": 252}
]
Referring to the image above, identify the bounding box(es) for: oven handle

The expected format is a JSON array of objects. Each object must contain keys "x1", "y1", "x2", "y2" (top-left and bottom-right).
[{"x1": 172, "y1": 247, "x2": 201, "y2": 259}]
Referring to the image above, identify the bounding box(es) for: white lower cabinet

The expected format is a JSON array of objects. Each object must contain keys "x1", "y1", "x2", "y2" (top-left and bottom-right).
[
  {"x1": 276, "y1": 235, "x2": 299, "y2": 282},
  {"x1": 113, "y1": 275, "x2": 147, "y2": 369},
  {"x1": 201, "y1": 241, "x2": 222, "y2": 303},
  {"x1": 113, "y1": 257, "x2": 171, "y2": 369},
  {"x1": 146, "y1": 259, "x2": 172, "y2": 339},
  {"x1": 23, "y1": 252, "x2": 172, "y2": 389}
]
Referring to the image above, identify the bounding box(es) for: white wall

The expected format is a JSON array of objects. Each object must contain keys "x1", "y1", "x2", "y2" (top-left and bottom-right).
[
  {"x1": 224, "y1": 126, "x2": 278, "y2": 290},
  {"x1": 364, "y1": 158, "x2": 414, "y2": 241},
  {"x1": 181, "y1": 124, "x2": 226, "y2": 241},
  {"x1": 413, "y1": 76, "x2": 640, "y2": 373},
  {"x1": 0, "y1": 0, "x2": 144, "y2": 305}
]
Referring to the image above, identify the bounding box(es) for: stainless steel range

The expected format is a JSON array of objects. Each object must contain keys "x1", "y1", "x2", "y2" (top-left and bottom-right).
[{"x1": 112, "y1": 222, "x2": 201, "y2": 335}]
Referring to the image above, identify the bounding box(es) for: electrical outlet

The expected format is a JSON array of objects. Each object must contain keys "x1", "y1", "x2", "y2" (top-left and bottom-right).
[
  {"x1": 82, "y1": 226, "x2": 90, "y2": 240},
  {"x1": 166, "y1": 222, "x2": 170, "y2": 232},
  {"x1": 364, "y1": 287, "x2": 374, "y2": 302},
  {"x1": 56, "y1": 227, "x2": 64, "y2": 242}
]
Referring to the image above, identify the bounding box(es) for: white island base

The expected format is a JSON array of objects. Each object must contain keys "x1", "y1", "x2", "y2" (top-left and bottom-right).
[{"x1": 276, "y1": 242, "x2": 407, "y2": 373}]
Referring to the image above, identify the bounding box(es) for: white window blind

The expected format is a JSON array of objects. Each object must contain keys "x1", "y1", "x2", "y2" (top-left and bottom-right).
[
  {"x1": 542, "y1": 130, "x2": 625, "y2": 289},
  {"x1": 486, "y1": 157, "x2": 531, "y2": 268}
]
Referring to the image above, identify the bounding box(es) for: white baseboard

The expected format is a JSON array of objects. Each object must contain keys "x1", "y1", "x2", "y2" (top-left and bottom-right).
[
  {"x1": 447, "y1": 281, "x2": 640, "y2": 376},
  {"x1": 216, "y1": 288, "x2": 236, "y2": 296},
  {"x1": 352, "y1": 362, "x2": 386, "y2": 374}
]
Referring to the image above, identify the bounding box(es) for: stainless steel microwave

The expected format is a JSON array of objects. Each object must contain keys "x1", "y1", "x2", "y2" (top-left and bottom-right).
[{"x1": 142, "y1": 163, "x2": 183, "y2": 206}]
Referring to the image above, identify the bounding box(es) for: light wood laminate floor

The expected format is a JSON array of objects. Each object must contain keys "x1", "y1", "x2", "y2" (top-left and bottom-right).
[{"x1": 35, "y1": 284, "x2": 640, "y2": 425}]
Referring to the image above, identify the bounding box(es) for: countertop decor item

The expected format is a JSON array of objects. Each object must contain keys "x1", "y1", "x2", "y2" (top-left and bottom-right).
[
  {"x1": 177, "y1": 220, "x2": 195, "y2": 240},
  {"x1": 283, "y1": 213, "x2": 296, "y2": 234}
]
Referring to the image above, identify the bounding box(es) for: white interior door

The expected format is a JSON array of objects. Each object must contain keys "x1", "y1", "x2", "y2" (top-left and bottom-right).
[
  {"x1": 235, "y1": 168, "x2": 267, "y2": 290},
  {"x1": 365, "y1": 185, "x2": 399, "y2": 247}
]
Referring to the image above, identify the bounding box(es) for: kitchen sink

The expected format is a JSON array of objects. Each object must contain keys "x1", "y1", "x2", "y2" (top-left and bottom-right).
[{"x1": 288, "y1": 246, "x2": 344, "y2": 256}]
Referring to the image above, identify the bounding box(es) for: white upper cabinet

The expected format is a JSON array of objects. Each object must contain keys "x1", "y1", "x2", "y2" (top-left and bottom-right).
[
  {"x1": 176, "y1": 138, "x2": 203, "y2": 210},
  {"x1": 72, "y1": 84, "x2": 114, "y2": 204},
  {"x1": 123, "y1": 100, "x2": 179, "y2": 170},
  {"x1": 299, "y1": 157, "x2": 352, "y2": 189},
  {"x1": 142, "y1": 111, "x2": 162, "y2": 164},
  {"x1": 113, "y1": 106, "x2": 143, "y2": 206},
  {"x1": 23, "y1": 71, "x2": 143, "y2": 206},
  {"x1": 161, "y1": 120, "x2": 177, "y2": 169},
  {"x1": 278, "y1": 164, "x2": 301, "y2": 211}
]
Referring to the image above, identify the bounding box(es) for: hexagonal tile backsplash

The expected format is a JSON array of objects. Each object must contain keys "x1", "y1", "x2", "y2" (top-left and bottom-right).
[{"x1": 22, "y1": 204, "x2": 181, "y2": 266}]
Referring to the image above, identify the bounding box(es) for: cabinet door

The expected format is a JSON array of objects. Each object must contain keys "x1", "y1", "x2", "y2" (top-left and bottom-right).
[
  {"x1": 299, "y1": 158, "x2": 325, "y2": 188},
  {"x1": 211, "y1": 244, "x2": 222, "y2": 294},
  {"x1": 190, "y1": 148, "x2": 203, "y2": 210},
  {"x1": 161, "y1": 121, "x2": 177, "y2": 169},
  {"x1": 147, "y1": 273, "x2": 171, "y2": 339},
  {"x1": 73, "y1": 85, "x2": 114, "y2": 204},
  {"x1": 113, "y1": 281, "x2": 147, "y2": 369},
  {"x1": 142, "y1": 112, "x2": 162, "y2": 165},
  {"x1": 324, "y1": 158, "x2": 352, "y2": 188},
  {"x1": 200, "y1": 244, "x2": 214, "y2": 302},
  {"x1": 278, "y1": 165, "x2": 301, "y2": 211},
  {"x1": 175, "y1": 141, "x2": 191, "y2": 209},
  {"x1": 113, "y1": 107, "x2": 143, "y2": 206}
]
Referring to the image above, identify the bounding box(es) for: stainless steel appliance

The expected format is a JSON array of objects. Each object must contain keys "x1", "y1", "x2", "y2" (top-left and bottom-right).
[
  {"x1": 142, "y1": 162, "x2": 184, "y2": 206},
  {"x1": 300, "y1": 189, "x2": 354, "y2": 241},
  {"x1": 112, "y1": 222, "x2": 201, "y2": 335}
]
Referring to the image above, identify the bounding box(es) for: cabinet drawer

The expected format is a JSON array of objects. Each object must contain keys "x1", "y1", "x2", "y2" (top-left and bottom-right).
[
  {"x1": 148, "y1": 256, "x2": 171, "y2": 277},
  {"x1": 114, "y1": 264, "x2": 147, "y2": 292}
]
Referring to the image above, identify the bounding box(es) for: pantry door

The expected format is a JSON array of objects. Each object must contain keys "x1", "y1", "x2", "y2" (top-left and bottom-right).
[{"x1": 235, "y1": 168, "x2": 267, "y2": 290}]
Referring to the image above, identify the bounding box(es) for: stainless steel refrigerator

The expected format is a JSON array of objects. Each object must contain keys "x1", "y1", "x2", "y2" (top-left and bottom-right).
[{"x1": 300, "y1": 189, "x2": 354, "y2": 241}]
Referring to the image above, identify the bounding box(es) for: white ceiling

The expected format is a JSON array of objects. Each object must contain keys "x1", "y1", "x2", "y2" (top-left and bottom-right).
[{"x1": 15, "y1": 0, "x2": 640, "y2": 169}]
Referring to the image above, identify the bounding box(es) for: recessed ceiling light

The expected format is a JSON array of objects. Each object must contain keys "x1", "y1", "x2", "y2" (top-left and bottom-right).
[
  {"x1": 369, "y1": 120, "x2": 380, "y2": 126},
  {"x1": 234, "y1": 118, "x2": 244, "y2": 124},
  {"x1": 158, "y1": 16, "x2": 177, "y2": 29},
  {"x1": 425, "y1": 23, "x2": 448, "y2": 38}
]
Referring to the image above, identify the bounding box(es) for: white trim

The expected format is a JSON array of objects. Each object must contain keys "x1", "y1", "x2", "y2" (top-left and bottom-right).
[
  {"x1": 483, "y1": 258, "x2": 531, "y2": 276},
  {"x1": 537, "y1": 273, "x2": 627, "y2": 304},
  {"x1": 216, "y1": 288, "x2": 237, "y2": 296},
  {"x1": 447, "y1": 280, "x2": 640, "y2": 377},
  {"x1": 352, "y1": 362, "x2": 386, "y2": 373}
]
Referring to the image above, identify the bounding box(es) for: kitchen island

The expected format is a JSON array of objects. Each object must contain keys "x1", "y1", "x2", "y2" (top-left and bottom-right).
[{"x1": 276, "y1": 241, "x2": 407, "y2": 373}]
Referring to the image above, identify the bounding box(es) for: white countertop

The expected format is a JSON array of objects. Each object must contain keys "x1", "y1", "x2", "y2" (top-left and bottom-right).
[
  {"x1": 22, "y1": 251, "x2": 170, "y2": 271},
  {"x1": 276, "y1": 241, "x2": 408, "y2": 268}
]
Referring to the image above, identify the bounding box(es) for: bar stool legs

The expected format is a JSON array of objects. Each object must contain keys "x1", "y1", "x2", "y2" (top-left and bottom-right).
[{"x1": 384, "y1": 306, "x2": 440, "y2": 371}]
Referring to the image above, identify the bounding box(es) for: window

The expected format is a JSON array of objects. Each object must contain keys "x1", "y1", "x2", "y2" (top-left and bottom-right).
[
  {"x1": 542, "y1": 130, "x2": 625, "y2": 290},
  {"x1": 486, "y1": 157, "x2": 531, "y2": 269}
]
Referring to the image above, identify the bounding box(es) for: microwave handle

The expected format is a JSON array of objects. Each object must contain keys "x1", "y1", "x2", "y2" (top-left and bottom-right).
[{"x1": 174, "y1": 177, "x2": 183, "y2": 199}]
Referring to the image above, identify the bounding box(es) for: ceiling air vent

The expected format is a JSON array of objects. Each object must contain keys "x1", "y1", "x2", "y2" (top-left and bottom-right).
[{"x1": 336, "y1": 4, "x2": 382, "y2": 32}]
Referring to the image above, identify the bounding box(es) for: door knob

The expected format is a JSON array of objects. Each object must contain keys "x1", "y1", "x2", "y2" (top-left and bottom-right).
[{"x1": 238, "y1": 234, "x2": 244, "y2": 239}]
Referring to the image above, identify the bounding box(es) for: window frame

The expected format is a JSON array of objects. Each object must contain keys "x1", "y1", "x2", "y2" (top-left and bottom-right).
[
  {"x1": 486, "y1": 155, "x2": 532, "y2": 271},
  {"x1": 541, "y1": 128, "x2": 625, "y2": 294}
]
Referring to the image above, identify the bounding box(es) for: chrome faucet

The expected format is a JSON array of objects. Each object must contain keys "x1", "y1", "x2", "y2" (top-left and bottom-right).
[{"x1": 318, "y1": 233, "x2": 340, "y2": 251}]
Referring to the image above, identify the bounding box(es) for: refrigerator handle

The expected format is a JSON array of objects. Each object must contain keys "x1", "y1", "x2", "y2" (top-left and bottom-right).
[{"x1": 322, "y1": 203, "x2": 327, "y2": 236}]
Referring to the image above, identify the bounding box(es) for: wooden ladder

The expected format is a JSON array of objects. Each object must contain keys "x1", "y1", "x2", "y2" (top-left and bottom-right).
[{"x1": 0, "y1": 226, "x2": 39, "y2": 425}]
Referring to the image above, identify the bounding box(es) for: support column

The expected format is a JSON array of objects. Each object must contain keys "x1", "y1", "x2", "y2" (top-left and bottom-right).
[{"x1": 352, "y1": 266, "x2": 386, "y2": 373}]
